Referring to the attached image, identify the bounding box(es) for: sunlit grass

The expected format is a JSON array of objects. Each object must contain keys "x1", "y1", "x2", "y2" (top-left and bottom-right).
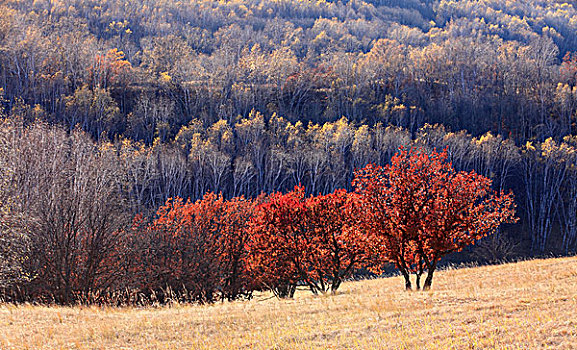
[{"x1": 1, "y1": 256, "x2": 576, "y2": 349}]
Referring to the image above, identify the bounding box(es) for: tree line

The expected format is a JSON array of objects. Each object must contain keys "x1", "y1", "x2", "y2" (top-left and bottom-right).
[{"x1": 0, "y1": 123, "x2": 514, "y2": 304}]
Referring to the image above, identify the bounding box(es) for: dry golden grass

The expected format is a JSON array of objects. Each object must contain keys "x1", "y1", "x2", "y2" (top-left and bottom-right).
[{"x1": 1, "y1": 257, "x2": 576, "y2": 349}]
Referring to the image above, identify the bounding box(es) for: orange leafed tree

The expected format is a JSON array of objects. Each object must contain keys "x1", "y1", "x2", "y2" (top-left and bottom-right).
[
  {"x1": 129, "y1": 193, "x2": 256, "y2": 303},
  {"x1": 353, "y1": 148, "x2": 517, "y2": 290},
  {"x1": 88, "y1": 48, "x2": 132, "y2": 89},
  {"x1": 247, "y1": 187, "x2": 364, "y2": 297}
]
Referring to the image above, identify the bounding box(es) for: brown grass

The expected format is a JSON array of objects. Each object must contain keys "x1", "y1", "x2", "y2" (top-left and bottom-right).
[{"x1": 1, "y1": 256, "x2": 576, "y2": 349}]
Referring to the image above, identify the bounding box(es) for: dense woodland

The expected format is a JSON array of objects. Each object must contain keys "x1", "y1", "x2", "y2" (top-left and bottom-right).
[{"x1": 1, "y1": 0, "x2": 577, "y2": 302}]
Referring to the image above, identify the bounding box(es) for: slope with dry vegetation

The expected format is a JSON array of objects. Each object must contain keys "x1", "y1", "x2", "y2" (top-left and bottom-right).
[{"x1": 0, "y1": 256, "x2": 575, "y2": 349}]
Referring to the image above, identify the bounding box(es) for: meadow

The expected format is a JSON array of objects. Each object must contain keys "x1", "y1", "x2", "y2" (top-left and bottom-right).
[{"x1": 0, "y1": 257, "x2": 575, "y2": 349}]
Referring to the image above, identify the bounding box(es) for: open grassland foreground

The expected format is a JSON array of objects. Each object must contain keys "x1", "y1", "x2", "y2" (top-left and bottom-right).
[{"x1": 0, "y1": 257, "x2": 576, "y2": 350}]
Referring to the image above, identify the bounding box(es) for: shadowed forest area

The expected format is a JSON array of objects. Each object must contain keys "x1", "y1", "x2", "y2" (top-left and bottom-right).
[{"x1": 1, "y1": 0, "x2": 577, "y2": 303}]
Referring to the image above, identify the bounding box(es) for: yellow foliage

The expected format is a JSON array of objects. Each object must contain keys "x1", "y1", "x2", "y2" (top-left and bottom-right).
[{"x1": 160, "y1": 71, "x2": 172, "y2": 83}]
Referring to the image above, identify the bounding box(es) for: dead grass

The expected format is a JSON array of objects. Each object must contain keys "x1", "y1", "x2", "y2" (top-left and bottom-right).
[{"x1": 1, "y1": 256, "x2": 576, "y2": 349}]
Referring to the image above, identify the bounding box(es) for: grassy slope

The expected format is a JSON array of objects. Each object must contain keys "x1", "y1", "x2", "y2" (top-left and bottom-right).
[{"x1": 0, "y1": 257, "x2": 576, "y2": 350}]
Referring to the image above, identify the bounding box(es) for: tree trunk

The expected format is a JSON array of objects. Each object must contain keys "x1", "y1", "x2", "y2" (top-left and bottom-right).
[
  {"x1": 288, "y1": 283, "x2": 296, "y2": 298},
  {"x1": 331, "y1": 277, "x2": 341, "y2": 294},
  {"x1": 423, "y1": 261, "x2": 437, "y2": 291},
  {"x1": 401, "y1": 269, "x2": 412, "y2": 290}
]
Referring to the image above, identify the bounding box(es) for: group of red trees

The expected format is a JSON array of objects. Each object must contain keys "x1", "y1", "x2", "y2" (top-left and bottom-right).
[
  {"x1": 125, "y1": 148, "x2": 516, "y2": 302},
  {"x1": 125, "y1": 194, "x2": 256, "y2": 303}
]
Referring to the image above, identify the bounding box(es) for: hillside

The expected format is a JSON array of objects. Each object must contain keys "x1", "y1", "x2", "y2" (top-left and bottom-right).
[
  {"x1": 3, "y1": 0, "x2": 577, "y2": 141},
  {"x1": 1, "y1": 256, "x2": 575, "y2": 349},
  {"x1": 2, "y1": 0, "x2": 577, "y2": 308},
  {"x1": 3, "y1": 0, "x2": 577, "y2": 261}
]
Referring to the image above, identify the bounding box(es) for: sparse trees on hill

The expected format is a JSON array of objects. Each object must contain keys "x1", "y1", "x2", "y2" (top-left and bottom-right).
[{"x1": 2, "y1": 0, "x2": 577, "y2": 142}]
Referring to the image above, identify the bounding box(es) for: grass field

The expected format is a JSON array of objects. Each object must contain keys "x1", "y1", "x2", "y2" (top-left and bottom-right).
[{"x1": 0, "y1": 257, "x2": 576, "y2": 349}]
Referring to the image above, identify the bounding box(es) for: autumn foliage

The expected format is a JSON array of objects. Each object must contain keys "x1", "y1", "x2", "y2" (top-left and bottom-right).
[
  {"x1": 353, "y1": 148, "x2": 518, "y2": 290},
  {"x1": 117, "y1": 147, "x2": 515, "y2": 302},
  {"x1": 88, "y1": 48, "x2": 132, "y2": 89},
  {"x1": 247, "y1": 187, "x2": 365, "y2": 297},
  {"x1": 303, "y1": 189, "x2": 368, "y2": 293},
  {"x1": 105, "y1": 147, "x2": 517, "y2": 302},
  {"x1": 126, "y1": 193, "x2": 256, "y2": 303}
]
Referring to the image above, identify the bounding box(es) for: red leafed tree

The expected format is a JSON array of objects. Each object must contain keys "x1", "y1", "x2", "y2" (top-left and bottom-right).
[
  {"x1": 560, "y1": 52, "x2": 577, "y2": 87},
  {"x1": 353, "y1": 147, "x2": 517, "y2": 291},
  {"x1": 130, "y1": 193, "x2": 255, "y2": 303},
  {"x1": 304, "y1": 189, "x2": 368, "y2": 293},
  {"x1": 247, "y1": 187, "x2": 308, "y2": 298},
  {"x1": 248, "y1": 187, "x2": 365, "y2": 297},
  {"x1": 134, "y1": 195, "x2": 220, "y2": 303},
  {"x1": 88, "y1": 48, "x2": 132, "y2": 89},
  {"x1": 216, "y1": 195, "x2": 258, "y2": 301}
]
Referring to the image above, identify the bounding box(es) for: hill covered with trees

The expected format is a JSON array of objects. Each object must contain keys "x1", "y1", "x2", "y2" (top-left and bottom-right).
[
  {"x1": 3, "y1": 0, "x2": 577, "y2": 140},
  {"x1": 1, "y1": 0, "x2": 577, "y2": 301}
]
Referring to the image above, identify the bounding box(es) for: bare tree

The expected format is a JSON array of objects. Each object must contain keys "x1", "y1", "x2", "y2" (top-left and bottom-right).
[{"x1": 4, "y1": 121, "x2": 130, "y2": 303}]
